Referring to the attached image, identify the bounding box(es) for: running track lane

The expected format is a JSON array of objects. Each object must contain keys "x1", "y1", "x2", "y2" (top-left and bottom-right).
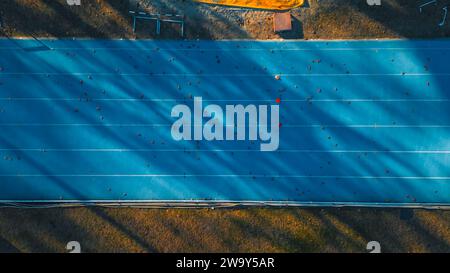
[{"x1": 0, "y1": 39, "x2": 449, "y2": 207}]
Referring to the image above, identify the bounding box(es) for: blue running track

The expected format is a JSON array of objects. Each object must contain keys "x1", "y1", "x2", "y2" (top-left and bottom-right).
[{"x1": 0, "y1": 38, "x2": 449, "y2": 207}]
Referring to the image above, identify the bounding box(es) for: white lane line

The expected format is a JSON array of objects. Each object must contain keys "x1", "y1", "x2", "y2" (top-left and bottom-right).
[
  {"x1": 0, "y1": 148, "x2": 449, "y2": 154},
  {"x1": 1, "y1": 98, "x2": 449, "y2": 102},
  {"x1": 0, "y1": 174, "x2": 449, "y2": 179},
  {"x1": 2, "y1": 46, "x2": 450, "y2": 52},
  {"x1": 0, "y1": 201, "x2": 448, "y2": 209},
  {"x1": 0, "y1": 72, "x2": 448, "y2": 77},
  {"x1": 0, "y1": 123, "x2": 448, "y2": 128}
]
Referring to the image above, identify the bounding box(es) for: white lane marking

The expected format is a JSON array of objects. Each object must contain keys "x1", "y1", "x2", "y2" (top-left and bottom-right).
[
  {"x1": 0, "y1": 201, "x2": 447, "y2": 209},
  {"x1": 0, "y1": 72, "x2": 449, "y2": 77},
  {"x1": 0, "y1": 148, "x2": 449, "y2": 154},
  {"x1": 0, "y1": 123, "x2": 448, "y2": 128},
  {"x1": 1, "y1": 98, "x2": 449, "y2": 102},
  {"x1": 2, "y1": 46, "x2": 450, "y2": 52},
  {"x1": 0, "y1": 174, "x2": 449, "y2": 179}
]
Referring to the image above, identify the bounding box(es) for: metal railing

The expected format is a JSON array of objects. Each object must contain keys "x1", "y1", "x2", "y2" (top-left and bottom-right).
[{"x1": 129, "y1": 10, "x2": 185, "y2": 37}]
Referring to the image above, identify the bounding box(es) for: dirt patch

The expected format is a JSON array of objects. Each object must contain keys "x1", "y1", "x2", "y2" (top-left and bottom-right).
[{"x1": 0, "y1": 0, "x2": 449, "y2": 39}]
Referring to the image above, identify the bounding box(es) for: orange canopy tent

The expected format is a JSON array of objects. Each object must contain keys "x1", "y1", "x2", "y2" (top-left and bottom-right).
[{"x1": 193, "y1": 0, "x2": 304, "y2": 10}]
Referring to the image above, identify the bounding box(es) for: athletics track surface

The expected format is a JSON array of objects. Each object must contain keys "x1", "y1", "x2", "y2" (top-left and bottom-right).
[{"x1": 0, "y1": 38, "x2": 448, "y2": 207}]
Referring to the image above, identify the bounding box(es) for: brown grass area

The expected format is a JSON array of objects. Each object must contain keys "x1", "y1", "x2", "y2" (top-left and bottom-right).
[
  {"x1": 0, "y1": 0, "x2": 132, "y2": 38},
  {"x1": 0, "y1": 0, "x2": 449, "y2": 39},
  {"x1": 0, "y1": 208, "x2": 449, "y2": 253}
]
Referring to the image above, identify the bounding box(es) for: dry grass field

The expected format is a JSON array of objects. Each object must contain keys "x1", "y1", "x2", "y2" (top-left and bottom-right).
[
  {"x1": 0, "y1": 0, "x2": 449, "y2": 39},
  {"x1": 0, "y1": 207, "x2": 449, "y2": 253}
]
